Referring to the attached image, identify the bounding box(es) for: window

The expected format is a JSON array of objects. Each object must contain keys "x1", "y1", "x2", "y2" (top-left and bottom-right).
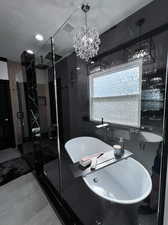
[{"x1": 89, "y1": 60, "x2": 142, "y2": 127}]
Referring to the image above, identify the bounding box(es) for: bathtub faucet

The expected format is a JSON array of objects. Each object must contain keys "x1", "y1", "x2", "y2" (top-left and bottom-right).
[{"x1": 96, "y1": 117, "x2": 109, "y2": 129}]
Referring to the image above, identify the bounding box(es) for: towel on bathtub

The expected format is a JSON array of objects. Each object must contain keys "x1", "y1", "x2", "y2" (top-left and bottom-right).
[{"x1": 81, "y1": 152, "x2": 104, "y2": 162}]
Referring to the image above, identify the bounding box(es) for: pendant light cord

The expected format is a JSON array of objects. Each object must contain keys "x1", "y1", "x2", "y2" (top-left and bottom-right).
[{"x1": 85, "y1": 11, "x2": 87, "y2": 29}]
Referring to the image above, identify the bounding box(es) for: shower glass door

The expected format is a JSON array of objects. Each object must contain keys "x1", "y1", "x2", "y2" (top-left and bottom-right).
[{"x1": 32, "y1": 3, "x2": 168, "y2": 225}]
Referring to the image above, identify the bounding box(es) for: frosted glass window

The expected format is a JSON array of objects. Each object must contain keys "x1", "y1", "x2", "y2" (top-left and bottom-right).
[{"x1": 89, "y1": 60, "x2": 142, "y2": 127}]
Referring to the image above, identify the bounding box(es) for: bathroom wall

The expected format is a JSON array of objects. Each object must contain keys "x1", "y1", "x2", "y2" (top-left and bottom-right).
[
  {"x1": 55, "y1": 59, "x2": 71, "y2": 142},
  {"x1": 5, "y1": 61, "x2": 51, "y2": 145},
  {"x1": 164, "y1": 165, "x2": 168, "y2": 225},
  {"x1": 36, "y1": 68, "x2": 51, "y2": 135},
  {"x1": 56, "y1": 53, "x2": 89, "y2": 141},
  {"x1": 57, "y1": 0, "x2": 168, "y2": 142},
  {"x1": 99, "y1": 0, "x2": 168, "y2": 56},
  {"x1": 7, "y1": 61, "x2": 23, "y2": 146},
  {"x1": 0, "y1": 60, "x2": 29, "y2": 147},
  {"x1": 164, "y1": 161, "x2": 168, "y2": 225}
]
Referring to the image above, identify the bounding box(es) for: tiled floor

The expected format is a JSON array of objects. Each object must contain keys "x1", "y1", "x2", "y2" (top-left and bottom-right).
[
  {"x1": 0, "y1": 148, "x2": 31, "y2": 186},
  {"x1": 0, "y1": 173, "x2": 63, "y2": 225},
  {"x1": 0, "y1": 148, "x2": 21, "y2": 164},
  {"x1": 0, "y1": 157, "x2": 31, "y2": 186}
]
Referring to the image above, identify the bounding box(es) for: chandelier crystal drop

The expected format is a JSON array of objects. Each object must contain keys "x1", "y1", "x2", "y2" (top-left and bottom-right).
[
  {"x1": 133, "y1": 48, "x2": 148, "y2": 60},
  {"x1": 73, "y1": 4, "x2": 101, "y2": 62}
]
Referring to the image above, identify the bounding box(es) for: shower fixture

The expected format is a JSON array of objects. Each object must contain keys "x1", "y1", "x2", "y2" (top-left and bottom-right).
[{"x1": 36, "y1": 56, "x2": 49, "y2": 70}]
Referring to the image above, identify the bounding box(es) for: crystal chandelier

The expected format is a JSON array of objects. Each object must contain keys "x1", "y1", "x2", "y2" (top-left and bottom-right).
[
  {"x1": 73, "y1": 4, "x2": 101, "y2": 62},
  {"x1": 125, "y1": 18, "x2": 156, "y2": 64},
  {"x1": 131, "y1": 18, "x2": 155, "y2": 64},
  {"x1": 133, "y1": 48, "x2": 148, "y2": 60}
]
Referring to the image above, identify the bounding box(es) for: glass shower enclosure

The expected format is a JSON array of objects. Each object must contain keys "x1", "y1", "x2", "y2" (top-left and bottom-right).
[{"x1": 20, "y1": 2, "x2": 168, "y2": 225}]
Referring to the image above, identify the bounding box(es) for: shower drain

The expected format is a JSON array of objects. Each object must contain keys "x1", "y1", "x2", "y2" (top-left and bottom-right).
[{"x1": 93, "y1": 177, "x2": 99, "y2": 183}]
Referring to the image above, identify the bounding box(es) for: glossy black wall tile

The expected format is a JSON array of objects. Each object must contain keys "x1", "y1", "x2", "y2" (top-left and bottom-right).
[{"x1": 54, "y1": 1, "x2": 168, "y2": 225}]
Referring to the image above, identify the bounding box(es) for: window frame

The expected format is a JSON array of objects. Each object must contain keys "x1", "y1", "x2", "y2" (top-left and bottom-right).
[{"x1": 89, "y1": 59, "x2": 143, "y2": 128}]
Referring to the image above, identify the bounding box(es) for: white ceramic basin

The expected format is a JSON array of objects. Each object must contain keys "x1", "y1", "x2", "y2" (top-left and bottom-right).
[
  {"x1": 65, "y1": 136, "x2": 152, "y2": 205},
  {"x1": 83, "y1": 157, "x2": 152, "y2": 204}
]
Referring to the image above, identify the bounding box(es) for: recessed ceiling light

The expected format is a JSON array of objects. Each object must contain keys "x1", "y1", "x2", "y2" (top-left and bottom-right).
[
  {"x1": 91, "y1": 61, "x2": 95, "y2": 64},
  {"x1": 26, "y1": 49, "x2": 34, "y2": 54},
  {"x1": 35, "y1": 34, "x2": 44, "y2": 41}
]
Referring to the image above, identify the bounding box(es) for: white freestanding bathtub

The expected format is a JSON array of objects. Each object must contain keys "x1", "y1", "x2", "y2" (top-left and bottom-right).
[{"x1": 65, "y1": 136, "x2": 152, "y2": 205}]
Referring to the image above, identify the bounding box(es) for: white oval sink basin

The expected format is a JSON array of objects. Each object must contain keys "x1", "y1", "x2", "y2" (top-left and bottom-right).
[
  {"x1": 83, "y1": 157, "x2": 152, "y2": 205},
  {"x1": 65, "y1": 136, "x2": 152, "y2": 205}
]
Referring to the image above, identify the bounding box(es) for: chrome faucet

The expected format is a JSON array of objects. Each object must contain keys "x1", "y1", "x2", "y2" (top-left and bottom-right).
[{"x1": 96, "y1": 117, "x2": 109, "y2": 129}]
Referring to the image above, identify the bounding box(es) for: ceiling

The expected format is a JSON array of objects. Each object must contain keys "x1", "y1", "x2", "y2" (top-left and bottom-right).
[{"x1": 0, "y1": 0, "x2": 153, "y2": 62}]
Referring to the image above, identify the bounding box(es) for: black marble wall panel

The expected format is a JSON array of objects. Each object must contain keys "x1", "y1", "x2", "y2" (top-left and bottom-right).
[
  {"x1": 99, "y1": 0, "x2": 168, "y2": 56},
  {"x1": 55, "y1": 59, "x2": 70, "y2": 142},
  {"x1": 21, "y1": 51, "x2": 40, "y2": 139}
]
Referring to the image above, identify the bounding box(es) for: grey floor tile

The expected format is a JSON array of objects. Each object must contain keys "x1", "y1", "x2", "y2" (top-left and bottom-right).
[{"x1": 0, "y1": 173, "x2": 63, "y2": 225}]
